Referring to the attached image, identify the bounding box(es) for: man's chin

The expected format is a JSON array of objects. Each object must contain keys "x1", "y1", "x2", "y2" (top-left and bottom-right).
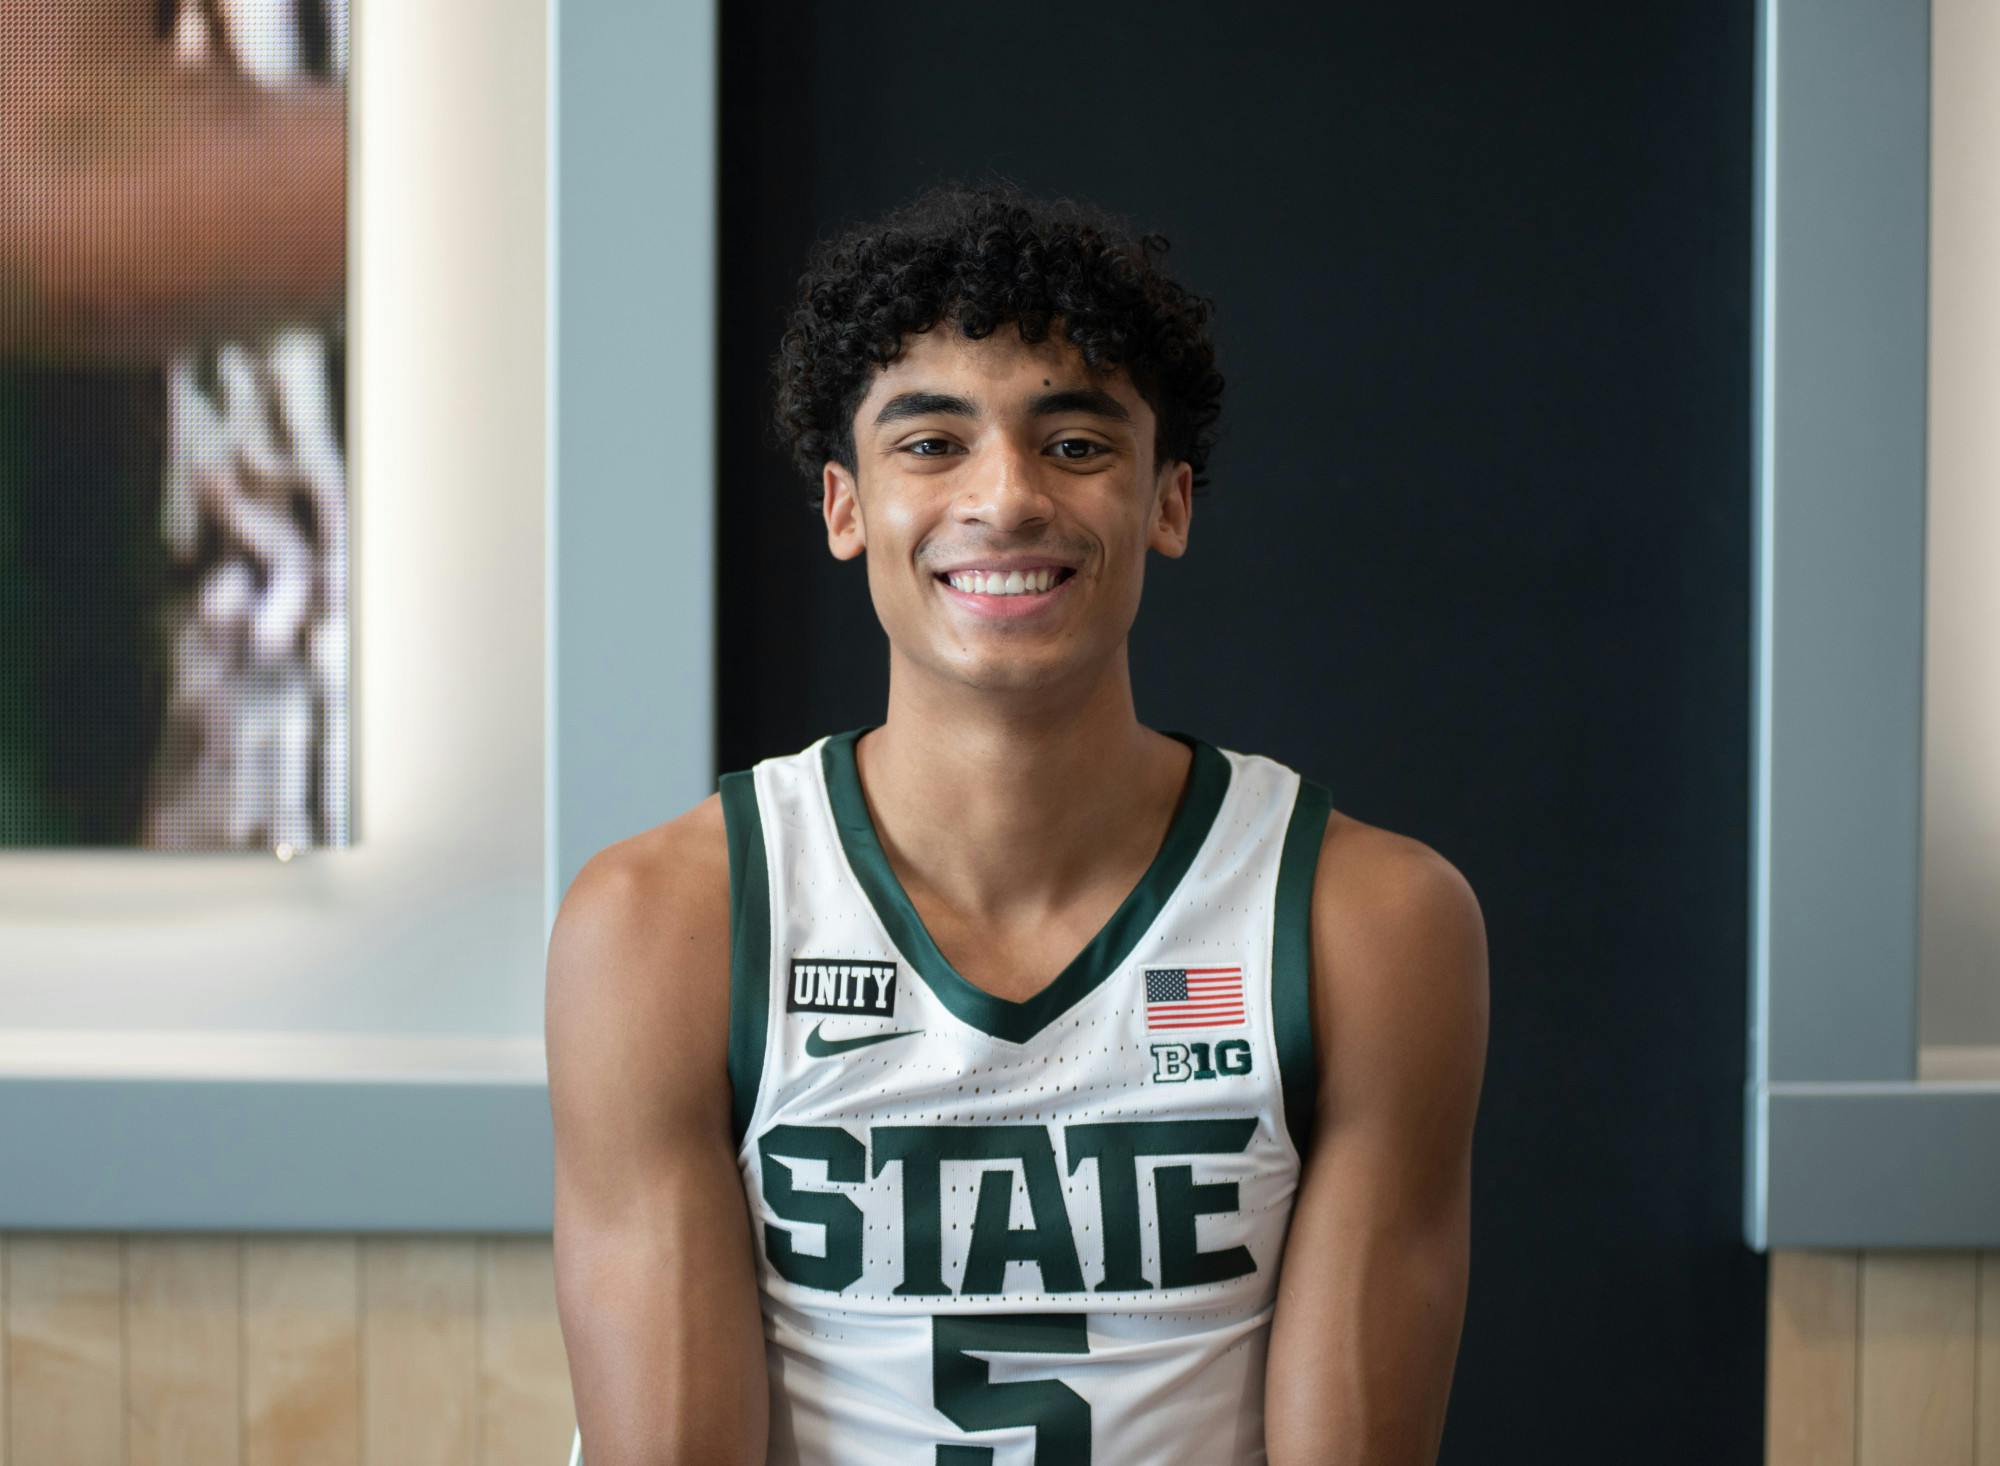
[{"x1": 941, "y1": 654, "x2": 1100, "y2": 704}]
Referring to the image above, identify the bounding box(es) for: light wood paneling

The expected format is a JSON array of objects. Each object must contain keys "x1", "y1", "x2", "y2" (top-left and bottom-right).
[
  {"x1": 5, "y1": 1235, "x2": 124, "y2": 1465},
  {"x1": 1, "y1": 1235, "x2": 8, "y2": 1466},
  {"x1": 361, "y1": 1239, "x2": 480, "y2": 1464},
  {"x1": 1768, "y1": 1249, "x2": 1859, "y2": 1466},
  {"x1": 1771, "y1": 1250, "x2": 2000, "y2": 1466},
  {"x1": 243, "y1": 1236, "x2": 362, "y2": 1466},
  {"x1": 0, "y1": 1236, "x2": 8, "y2": 1466},
  {"x1": 1858, "y1": 1251, "x2": 1978, "y2": 1466},
  {"x1": 8, "y1": 1233, "x2": 2000, "y2": 1463},
  {"x1": 9, "y1": 1234, "x2": 1998, "y2": 1462},
  {"x1": 0, "y1": 1233, "x2": 576, "y2": 1464},
  {"x1": 1979, "y1": 1253, "x2": 2000, "y2": 1466},
  {"x1": 127, "y1": 1236, "x2": 242, "y2": 1465},
  {"x1": 477, "y1": 1237, "x2": 578, "y2": 1466}
]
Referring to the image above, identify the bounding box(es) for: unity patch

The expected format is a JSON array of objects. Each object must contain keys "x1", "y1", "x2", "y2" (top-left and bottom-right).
[{"x1": 787, "y1": 958, "x2": 898, "y2": 1017}]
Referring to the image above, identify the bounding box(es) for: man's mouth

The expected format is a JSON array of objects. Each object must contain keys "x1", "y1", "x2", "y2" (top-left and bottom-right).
[{"x1": 933, "y1": 567, "x2": 1078, "y2": 598}]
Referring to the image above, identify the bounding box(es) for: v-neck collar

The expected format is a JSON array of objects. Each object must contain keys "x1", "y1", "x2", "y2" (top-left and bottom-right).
[{"x1": 819, "y1": 724, "x2": 1232, "y2": 1044}]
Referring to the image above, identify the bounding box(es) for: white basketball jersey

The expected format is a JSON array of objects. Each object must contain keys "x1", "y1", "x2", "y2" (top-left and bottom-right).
[{"x1": 719, "y1": 725, "x2": 1333, "y2": 1466}]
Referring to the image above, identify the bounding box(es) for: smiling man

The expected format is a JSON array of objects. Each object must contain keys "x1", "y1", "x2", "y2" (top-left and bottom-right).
[{"x1": 546, "y1": 183, "x2": 1489, "y2": 1465}]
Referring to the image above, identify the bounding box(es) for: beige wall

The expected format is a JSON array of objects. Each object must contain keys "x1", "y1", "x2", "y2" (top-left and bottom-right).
[
  {"x1": 0, "y1": 1234, "x2": 572, "y2": 1463},
  {"x1": 1920, "y1": 0, "x2": 2000, "y2": 1053},
  {"x1": 1768, "y1": 1251, "x2": 2000, "y2": 1464}
]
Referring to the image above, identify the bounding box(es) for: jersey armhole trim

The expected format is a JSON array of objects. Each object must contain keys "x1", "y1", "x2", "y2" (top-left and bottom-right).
[
  {"x1": 1272, "y1": 775, "x2": 1333, "y2": 1162},
  {"x1": 719, "y1": 768, "x2": 771, "y2": 1154}
]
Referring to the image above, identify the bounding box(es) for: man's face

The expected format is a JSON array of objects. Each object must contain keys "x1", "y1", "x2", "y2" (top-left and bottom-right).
[{"x1": 822, "y1": 323, "x2": 1193, "y2": 698}]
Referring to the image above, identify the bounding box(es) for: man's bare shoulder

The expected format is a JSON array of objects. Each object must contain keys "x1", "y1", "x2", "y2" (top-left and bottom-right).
[
  {"x1": 555, "y1": 794, "x2": 731, "y2": 960},
  {"x1": 545, "y1": 795, "x2": 735, "y2": 1106},
  {"x1": 1311, "y1": 809, "x2": 1480, "y2": 930},
  {"x1": 1306, "y1": 809, "x2": 1489, "y2": 1088}
]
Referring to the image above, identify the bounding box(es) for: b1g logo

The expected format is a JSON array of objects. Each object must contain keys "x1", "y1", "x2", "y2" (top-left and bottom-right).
[{"x1": 1151, "y1": 1038, "x2": 1254, "y2": 1083}]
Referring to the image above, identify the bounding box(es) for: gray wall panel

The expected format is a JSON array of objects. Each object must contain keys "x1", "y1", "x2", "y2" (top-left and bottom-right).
[
  {"x1": 1766, "y1": 1085, "x2": 2000, "y2": 1246},
  {"x1": 1758, "y1": 0, "x2": 1928, "y2": 1087},
  {"x1": 551, "y1": 0, "x2": 717, "y2": 920},
  {"x1": 0, "y1": 1079, "x2": 553, "y2": 1231}
]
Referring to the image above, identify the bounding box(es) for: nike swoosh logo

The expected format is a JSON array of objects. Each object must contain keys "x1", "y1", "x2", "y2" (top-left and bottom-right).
[{"x1": 804, "y1": 1021, "x2": 924, "y2": 1058}]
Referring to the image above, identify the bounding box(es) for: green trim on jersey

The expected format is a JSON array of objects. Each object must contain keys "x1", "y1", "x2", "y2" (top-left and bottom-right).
[
  {"x1": 821, "y1": 725, "x2": 1232, "y2": 1045},
  {"x1": 720, "y1": 769, "x2": 771, "y2": 1151},
  {"x1": 1272, "y1": 775, "x2": 1333, "y2": 1159}
]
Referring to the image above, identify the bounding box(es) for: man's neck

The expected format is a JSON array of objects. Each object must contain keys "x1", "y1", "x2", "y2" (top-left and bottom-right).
[{"x1": 853, "y1": 661, "x2": 1192, "y2": 934}]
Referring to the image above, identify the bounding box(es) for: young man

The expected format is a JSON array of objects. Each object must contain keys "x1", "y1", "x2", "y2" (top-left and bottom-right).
[{"x1": 547, "y1": 183, "x2": 1489, "y2": 1465}]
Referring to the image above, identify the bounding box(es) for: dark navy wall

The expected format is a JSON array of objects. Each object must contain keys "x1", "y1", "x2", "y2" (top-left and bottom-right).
[{"x1": 717, "y1": 4, "x2": 1762, "y2": 1459}]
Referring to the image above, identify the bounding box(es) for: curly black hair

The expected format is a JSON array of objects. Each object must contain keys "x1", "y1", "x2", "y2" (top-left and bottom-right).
[{"x1": 770, "y1": 181, "x2": 1224, "y2": 506}]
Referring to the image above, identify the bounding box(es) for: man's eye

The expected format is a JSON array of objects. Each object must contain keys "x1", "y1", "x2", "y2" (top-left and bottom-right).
[
  {"x1": 1050, "y1": 439, "x2": 1107, "y2": 461},
  {"x1": 905, "y1": 438, "x2": 954, "y2": 457}
]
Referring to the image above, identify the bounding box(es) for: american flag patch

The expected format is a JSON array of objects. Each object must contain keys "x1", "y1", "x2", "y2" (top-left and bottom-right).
[{"x1": 1144, "y1": 965, "x2": 1246, "y2": 1030}]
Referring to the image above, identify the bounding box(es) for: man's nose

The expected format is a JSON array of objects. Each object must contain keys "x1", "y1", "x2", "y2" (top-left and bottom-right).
[{"x1": 959, "y1": 437, "x2": 1053, "y2": 529}]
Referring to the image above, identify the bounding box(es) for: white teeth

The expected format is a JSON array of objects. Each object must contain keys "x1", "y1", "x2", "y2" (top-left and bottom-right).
[{"x1": 944, "y1": 568, "x2": 1065, "y2": 596}]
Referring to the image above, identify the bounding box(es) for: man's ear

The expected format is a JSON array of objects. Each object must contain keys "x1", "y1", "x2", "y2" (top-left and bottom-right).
[
  {"x1": 1148, "y1": 458, "x2": 1194, "y2": 560},
  {"x1": 822, "y1": 461, "x2": 866, "y2": 561}
]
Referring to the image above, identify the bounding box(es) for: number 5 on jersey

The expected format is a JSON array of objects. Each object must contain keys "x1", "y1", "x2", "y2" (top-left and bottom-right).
[{"x1": 933, "y1": 1313, "x2": 1090, "y2": 1464}]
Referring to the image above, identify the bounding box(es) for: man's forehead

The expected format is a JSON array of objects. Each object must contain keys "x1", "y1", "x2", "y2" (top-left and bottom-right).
[{"x1": 859, "y1": 327, "x2": 1143, "y2": 416}]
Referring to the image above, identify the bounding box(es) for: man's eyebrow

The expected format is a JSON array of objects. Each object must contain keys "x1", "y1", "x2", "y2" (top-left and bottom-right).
[
  {"x1": 872, "y1": 391, "x2": 978, "y2": 428},
  {"x1": 870, "y1": 386, "x2": 1134, "y2": 429},
  {"x1": 1027, "y1": 387, "x2": 1131, "y2": 424}
]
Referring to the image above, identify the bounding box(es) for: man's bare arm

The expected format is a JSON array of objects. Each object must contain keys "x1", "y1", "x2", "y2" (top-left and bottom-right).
[
  {"x1": 546, "y1": 797, "x2": 769, "y2": 1465},
  {"x1": 1265, "y1": 827, "x2": 1490, "y2": 1465}
]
